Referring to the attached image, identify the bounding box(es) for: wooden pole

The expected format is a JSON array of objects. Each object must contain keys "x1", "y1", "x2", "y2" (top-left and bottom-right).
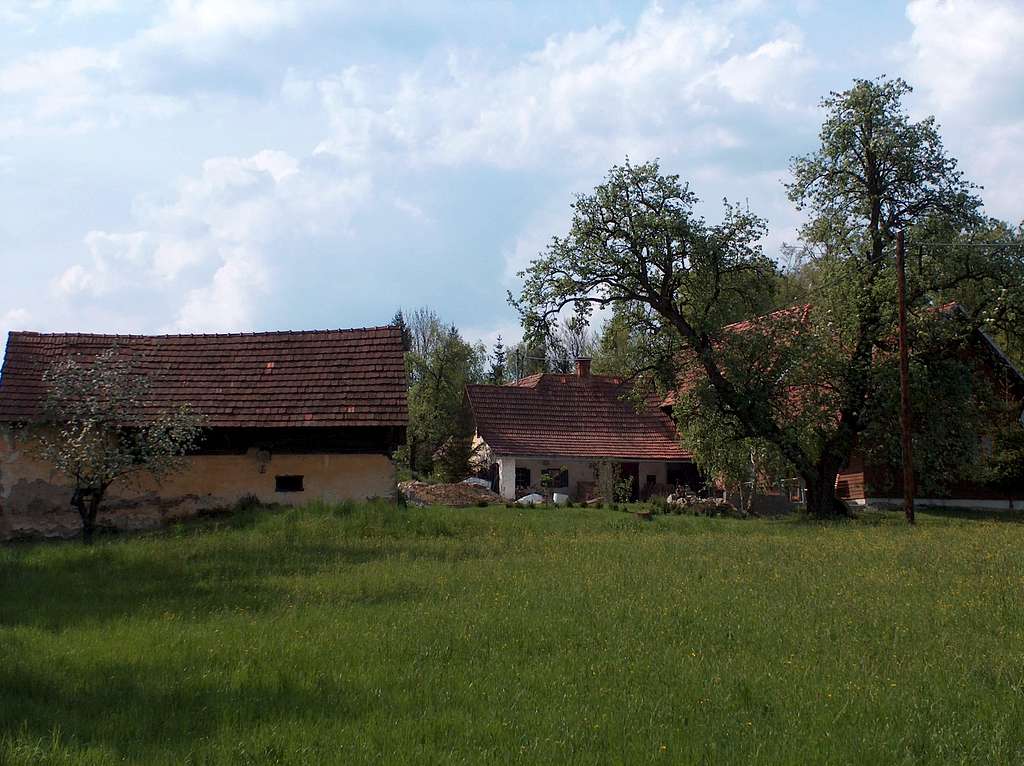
[{"x1": 896, "y1": 231, "x2": 915, "y2": 524}]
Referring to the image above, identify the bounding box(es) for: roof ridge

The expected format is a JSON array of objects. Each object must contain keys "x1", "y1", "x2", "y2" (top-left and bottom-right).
[{"x1": 6, "y1": 325, "x2": 400, "y2": 341}]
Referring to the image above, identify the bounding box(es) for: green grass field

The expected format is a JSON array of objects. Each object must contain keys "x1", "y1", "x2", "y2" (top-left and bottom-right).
[{"x1": 2, "y1": 502, "x2": 1023, "y2": 765}]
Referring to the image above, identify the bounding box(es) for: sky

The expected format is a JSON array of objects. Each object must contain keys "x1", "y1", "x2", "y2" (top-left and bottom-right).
[{"x1": 1, "y1": 0, "x2": 1022, "y2": 354}]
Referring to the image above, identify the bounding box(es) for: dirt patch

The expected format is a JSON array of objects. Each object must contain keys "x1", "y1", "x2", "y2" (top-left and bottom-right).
[{"x1": 399, "y1": 481, "x2": 501, "y2": 508}]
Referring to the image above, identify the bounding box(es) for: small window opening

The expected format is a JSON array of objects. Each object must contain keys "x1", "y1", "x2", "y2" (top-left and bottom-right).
[
  {"x1": 275, "y1": 475, "x2": 304, "y2": 493},
  {"x1": 515, "y1": 467, "x2": 532, "y2": 488},
  {"x1": 646, "y1": 474, "x2": 657, "y2": 486}
]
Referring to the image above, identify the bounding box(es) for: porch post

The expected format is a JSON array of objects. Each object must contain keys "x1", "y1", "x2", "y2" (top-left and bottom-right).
[{"x1": 498, "y1": 456, "x2": 517, "y2": 500}]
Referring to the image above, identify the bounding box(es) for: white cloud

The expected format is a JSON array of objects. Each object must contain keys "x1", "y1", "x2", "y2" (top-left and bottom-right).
[
  {"x1": 0, "y1": 308, "x2": 32, "y2": 345},
  {"x1": 0, "y1": 1, "x2": 51, "y2": 24},
  {"x1": 906, "y1": 0, "x2": 1024, "y2": 112},
  {"x1": 66, "y1": 0, "x2": 123, "y2": 16},
  {"x1": 56, "y1": 231, "x2": 150, "y2": 296},
  {"x1": 173, "y1": 247, "x2": 268, "y2": 331},
  {"x1": 0, "y1": 0, "x2": 315, "y2": 137},
  {"x1": 0, "y1": 46, "x2": 117, "y2": 114},
  {"x1": 314, "y1": 3, "x2": 812, "y2": 170},
  {"x1": 1, "y1": 307, "x2": 31, "y2": 326},
  {"x1": 55, "y1": 148, "x2": 372, "y2": 332},
  {"x1": 0, "y1": 44, "x2": 185, "y2": 138},
  {"x1": 1, "y1": 0, "x2": 122, "y2": 21},
  {"x1": 905, "y1": 0, "x2": 1024, "y2": 221},
  {"x1": 136, "y1": 0, "x2": 304, "y2": 55},
  {"x1": 713, "y1": 26, "x2": 812, "y2": 106}
]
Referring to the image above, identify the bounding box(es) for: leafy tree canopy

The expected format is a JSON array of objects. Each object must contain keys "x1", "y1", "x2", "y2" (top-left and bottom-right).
[{"x1": 514, "y1": 77, "x2": 1020, "y2": 517}]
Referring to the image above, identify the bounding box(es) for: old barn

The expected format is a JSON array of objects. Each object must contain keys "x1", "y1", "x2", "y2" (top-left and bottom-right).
[{"x1": 0, "y1": 326, "x2": 406, "y2": 538}]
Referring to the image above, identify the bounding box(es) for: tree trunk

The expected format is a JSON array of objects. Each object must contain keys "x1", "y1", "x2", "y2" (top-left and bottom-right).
[
  {"x1": 74, "y1": 487, "x2": 106, "y2": 545},
  {"x1": 802, "y1": 463, "x2": 850, "y2": 518}
]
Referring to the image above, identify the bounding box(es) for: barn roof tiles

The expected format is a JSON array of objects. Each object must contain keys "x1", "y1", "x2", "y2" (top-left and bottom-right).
[{"x1": 0, "y1": 326, "x2": 407, "y2": 428}]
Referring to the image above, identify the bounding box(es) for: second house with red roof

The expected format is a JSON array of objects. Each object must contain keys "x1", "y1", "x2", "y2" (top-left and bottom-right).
[{"x1": 466, "y1": 358, "x2": 701, "y2": 501}]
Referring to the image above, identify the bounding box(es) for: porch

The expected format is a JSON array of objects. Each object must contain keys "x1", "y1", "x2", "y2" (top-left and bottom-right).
[{"x1": 492, "y1": 456, "x2": 704, "y2": 501}]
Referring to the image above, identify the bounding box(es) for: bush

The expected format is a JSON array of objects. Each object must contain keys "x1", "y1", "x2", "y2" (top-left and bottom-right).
[
  {"x1": 648, "y1": 497, "x2": 672, "y2": 515},
  {"x1": 233, "y1": 494, "x2": 261, "y2": 512}
]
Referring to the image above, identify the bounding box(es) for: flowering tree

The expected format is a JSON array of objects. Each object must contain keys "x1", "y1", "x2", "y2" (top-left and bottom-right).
[{"x1": 36, "y1": 348, "x2": 205, "y2": 543}]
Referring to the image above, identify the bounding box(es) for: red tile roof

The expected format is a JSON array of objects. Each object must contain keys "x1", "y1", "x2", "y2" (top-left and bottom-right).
[
  {"x1": 0, "y1": 327, "x2": 407, "y2": 428},
  {"x1": 661, "y1": 304, "x2": 813, "y2": 408},
  {"x1": 466, "y1": 373, "x2": 690, "y2": 461},
  {"x1": 662, "y1": 301, "x2": 1024, "y2": 409}
]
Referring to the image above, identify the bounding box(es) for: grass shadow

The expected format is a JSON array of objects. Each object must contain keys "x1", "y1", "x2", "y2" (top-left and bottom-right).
[
  {"x1": 0, "y1": 636, "x2": 370, "y2": 762},
  {"x1": 914, "y1": 504, "x2": 1024, "y2": 524},
  {"x1": 0, "y1": 510, "x2": 463, "y2": 632}
]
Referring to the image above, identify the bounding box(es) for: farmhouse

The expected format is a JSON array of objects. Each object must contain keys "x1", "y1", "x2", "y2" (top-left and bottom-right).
[
  {"x1": 0, "y1": 326, "x2": 407, "y2": 539},
  {"x1": 835, "y1": 324, "x2": 1024, "y2": 510},
  {"x1": 466, "y1": 358, "x2": 700, "y2": 501},
  {"x1": 668, "y1": 303, "x2": 1024, "y2": 510}
]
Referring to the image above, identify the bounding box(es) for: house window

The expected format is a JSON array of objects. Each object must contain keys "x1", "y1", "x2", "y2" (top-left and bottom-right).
[
  {"x1": 646, "y1": 474, "x2": 657, "y2": 486},
  {"x1": 515, "y1": 467, "x2": 532, "y2": 488},
  {"x1": 541, "y1": 468, "x2": 569, "y2": 488},
  {"x1": 275, "y1": 475, "x2": 304, "y2": 493}
]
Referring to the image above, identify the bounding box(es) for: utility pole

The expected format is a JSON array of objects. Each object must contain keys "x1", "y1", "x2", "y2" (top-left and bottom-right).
[{"x1": 896, "y1": 231, "x2": 915, "y2": 524}]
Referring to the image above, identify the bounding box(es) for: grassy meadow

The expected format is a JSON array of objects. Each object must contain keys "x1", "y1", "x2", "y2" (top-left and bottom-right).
[{"x1": 2, "y1": 502, "x2": 1023, "y2": 764}]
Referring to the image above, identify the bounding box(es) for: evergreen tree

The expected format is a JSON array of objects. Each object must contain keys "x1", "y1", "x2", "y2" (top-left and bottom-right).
[
  {"x1": 391, "y1": 309, "x2": 411, "y2": 352},
  {"x1": 490, "y1": 335, "x2": 507, "y2": 385}
]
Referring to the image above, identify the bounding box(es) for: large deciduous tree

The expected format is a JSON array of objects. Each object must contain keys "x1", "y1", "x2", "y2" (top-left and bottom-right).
[
  {"x1": 36, "y1": 348, "x2": 204, "y2": 543},
  {"x1": 514, "y1": 78, "x2": 1013, "y2": 517}
]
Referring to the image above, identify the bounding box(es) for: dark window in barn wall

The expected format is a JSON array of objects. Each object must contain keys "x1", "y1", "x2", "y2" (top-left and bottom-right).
[
  {"x1": 515, "y1": 467, "x2": 531, "y2": 488},
  {"x1": 275, "y1": 475, "x2": 304, "y2": 493},
  {"x1": 541, "y1": 468, "x2": 569, "y2": 487}
]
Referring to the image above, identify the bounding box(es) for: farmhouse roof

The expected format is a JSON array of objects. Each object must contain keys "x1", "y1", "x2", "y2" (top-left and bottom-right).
[
  {"x1": 661, "y1": 300, "x2": 1024, "y2": 408},
  {"x1": 0, "y1": 326, "x2": 407, "y2": 428},
  {"x1": 466, "y1": 372, "x2": 690, "y2": 461}
]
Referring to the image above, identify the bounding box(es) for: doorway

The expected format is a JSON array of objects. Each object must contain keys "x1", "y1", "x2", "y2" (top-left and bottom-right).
[{"x1": 620, "y1": 462, "x2": 640, "y2": 501}]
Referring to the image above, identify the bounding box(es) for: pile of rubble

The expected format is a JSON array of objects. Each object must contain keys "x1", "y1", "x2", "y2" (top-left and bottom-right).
[
  {"x1": 398, "y1": 479, "x2": 502, "y2": 508},
  {"x1": 662, "y1": 491, "x2": 744, "y2": 518}
]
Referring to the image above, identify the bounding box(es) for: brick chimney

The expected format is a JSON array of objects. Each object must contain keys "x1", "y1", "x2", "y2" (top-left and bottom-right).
[{"x1": 575, "y1": 357, "x2": 592, "y2": 378}]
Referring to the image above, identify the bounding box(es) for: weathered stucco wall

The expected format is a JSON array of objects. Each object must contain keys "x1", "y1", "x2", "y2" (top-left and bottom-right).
[
  {"x1": 496, "y1": 457, "x2": 670, "y2": 500},
  {"x1": 0, "y1": 426, "x2": 396, "y2": 540}
]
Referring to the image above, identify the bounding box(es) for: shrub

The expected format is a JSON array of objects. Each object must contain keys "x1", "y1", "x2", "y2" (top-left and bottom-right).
[
  {"x1": 331, "y1": 499, "x2": 357, "y2": 518},
  {"x1": 648, "y1": 497, "x2": 672, "y2": 515},
  {"x1": 234, "y1": 494, "x2": 261, "y2": 512}
]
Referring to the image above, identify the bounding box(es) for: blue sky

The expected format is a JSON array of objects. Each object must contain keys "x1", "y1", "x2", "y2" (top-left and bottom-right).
[{"x1": 1, "y1": 1, "x2": 1022, "y2": 352}]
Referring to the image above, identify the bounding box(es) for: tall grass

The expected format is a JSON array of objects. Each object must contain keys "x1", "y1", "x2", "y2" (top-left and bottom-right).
[{"x1": 2, "y1": 502, "x2": 1023, "y2": 764}]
